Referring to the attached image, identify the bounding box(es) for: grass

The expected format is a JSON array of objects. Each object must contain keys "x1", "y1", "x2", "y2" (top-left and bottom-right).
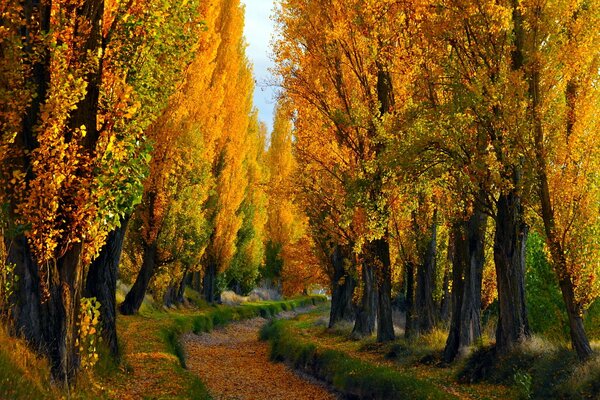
[
  {"x1": 0, "y1": 327, "x2": 58, "y2": 400},
  {"x1": 260, "y1": 317, "x2": 457, "y2": 400}
]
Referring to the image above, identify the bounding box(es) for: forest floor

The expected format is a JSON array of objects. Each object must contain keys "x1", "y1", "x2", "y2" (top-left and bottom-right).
[{"x1": 182, "y1": 310, "x2": 339, "y2": 400}]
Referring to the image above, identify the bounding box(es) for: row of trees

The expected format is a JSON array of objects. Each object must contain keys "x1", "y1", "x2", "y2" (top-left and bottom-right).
[
  {"x1": 0, "y1": 0, "x2": 207, "y2": 381},
  {"x1": 0, "y1": 0, "x2": 323, "y2": 384},
  {"x1": 274, "y1": 0, "x2": 599, "y2": 363}
]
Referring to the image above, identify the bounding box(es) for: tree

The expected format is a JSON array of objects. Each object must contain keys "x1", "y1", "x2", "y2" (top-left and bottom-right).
[
  {"x1": 522, "y1": 0, "x2": 599, "y2": 360},
  {"x1": 119, "y1": 0, "x2": 255, "y2": 310},
  {"x1": 223, "y1": 114, "x2": 268, "y2": 295},
  {"x1": 291, "y1": 103, "x2": 359, "y2": 327},
  {"x1": 421, "y1": 0, "x2": 533, "y2": 353},
  {"x1": 0, "y1": 0, "x2": 143, "y2": 381},
  {"x1": 84, "y1": 0, "x2": 203, "y2": 355},
  {"x1": 263, "y1": 104, "x2": 305, "y2": 292},
  {"x1": 200, "y1": 0, "x2": 254, "y2": 303}
]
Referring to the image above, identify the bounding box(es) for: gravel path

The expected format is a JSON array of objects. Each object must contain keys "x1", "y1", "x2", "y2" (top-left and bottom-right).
[{"x1": 182, "y1": 310, "x2": 338, "y2": 400}]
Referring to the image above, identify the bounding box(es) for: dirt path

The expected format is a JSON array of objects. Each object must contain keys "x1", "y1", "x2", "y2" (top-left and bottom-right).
[{"x1": 182, "y1": 312, "x2": 338, "y2": 400}]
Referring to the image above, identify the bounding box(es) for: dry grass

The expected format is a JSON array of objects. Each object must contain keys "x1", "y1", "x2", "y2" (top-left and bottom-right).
[
  {"x1": 0, "y1": 326, "x2": 56, "y2": 399},
  {"x1": 418, "y1": 328, "x2": 448, "y2": 351}
]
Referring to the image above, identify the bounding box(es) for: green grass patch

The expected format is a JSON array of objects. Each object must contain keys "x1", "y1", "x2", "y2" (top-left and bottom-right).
[{"x1": 260, "y1": 319, "x2": 457, "y2": 400}]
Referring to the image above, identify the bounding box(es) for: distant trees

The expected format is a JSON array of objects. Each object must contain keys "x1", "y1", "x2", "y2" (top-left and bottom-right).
[{"x1": 119, "y1": 0, "x2": 259, "y2": 308}]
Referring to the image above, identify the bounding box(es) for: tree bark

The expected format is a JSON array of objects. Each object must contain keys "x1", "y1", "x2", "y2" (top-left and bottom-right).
[
  {"x1": 443, "y1": 224, "x2": 465, "y2": 362},
  {"x1": 191, "y1": 271, "x2": 201, "y2": 292},
  {"x1": 163, "y1": 268, "x2": 188, "y2": 307},
  {"x1": 9, "y1": 239, "x2": 85, "y2": 383},
  {"x1": 329, "y1": 245, "x2": 356, "y2": 328},
  {"x1": 352, "y1": 262, "x2": 376, "y2": 338},
  {"x1": 203, "y1": 258, "x2": 219, "y2": 303},
  {"x1": 439, "y1": 252, "x2": 451, "y2": 323},
  {"x1": 443, "y1": 209, "x2": 486, "y2": 363},
  {"x1": 374, "y1": 236, "x2": 395, "y2": 342},
  {"x1": 119, "y1": 241, "x2": 158, "y2": 315},
  {"x1": 176, "y1": 269, "x2": 188, "y2": 304},
  {"x1": 494, "y1": 190, "x2": 530, "y2": 353},
  {"x1": 84, "y1": 216, "x2": 129, "y2": 358},
  {"x1": 8, "y1": 236, "x2": 43, "y2": 349},
  {"x1": 416, "y1": 215, "x2": 438, "y2": 334},
  {"x1": 404, "y1": 260, "x2": 416, "y2": 339},
  {"x1": 459, "y1": 210, "x2": 486, "y2": 350}
]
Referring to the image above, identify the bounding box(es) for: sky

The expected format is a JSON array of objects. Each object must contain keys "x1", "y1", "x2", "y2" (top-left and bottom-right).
[{"x1": 240, "y1": 0, "x2": 278, "y2": 135}]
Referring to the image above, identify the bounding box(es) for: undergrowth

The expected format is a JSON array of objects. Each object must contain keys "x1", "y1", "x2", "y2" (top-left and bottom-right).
[{"x1": 459, "y1": 336, "x2": 600, "y2": 399}]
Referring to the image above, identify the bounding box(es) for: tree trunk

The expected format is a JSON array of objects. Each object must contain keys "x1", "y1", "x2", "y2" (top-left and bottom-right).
[
  {"x1": 352, "y1": 262, "x2": 376, "y2": 338},
  {"x1": 163, "y1": 267, "x2": 189, "y2": 307},
  {"x1": 443, "y1": 209, "x2": 486, "y2": 363},
  {"x1": 439, "y1": 253, "x2": 451, "y2": 323},
  {"x1": 404, "y1": 260, "x2": 416, "y2": 339},
  {"x1": 329, "y1": 245, "x2": 356, "y2": 328},
  {"x1": 9, "y1": 238, "x2": 85, "y2": 383},
  {"x1": 176, "y1": 269, "x2": 188, "y2": 304},
  {"x1": 7, "y1": 0, "x2": 104, "y2": 384},
  {"x1": 191, "y1": 271, "x2": 201, "y2": 292},
  {"x1": 494, "y1": 191, "x2": 530, "y2": 353},
  {"x1": 374, "y1": 236, "x2": 395, "y2": 342},
  {"x1": 8, "y1": 236, "x2": 43, "y2": 347},
  {"x1": 532, "y1": 98, "x2": 593, "y2": 360},
  {"x1": 459, "y1": 210, "x2": 486, "y2": 350},
  {"x1": 119, "y1": 241, "x2": 158, "y2": 315},
  {"x1": 444, "y1": 224, "x2": 465, "y2": 362},
  {"x1": 203, "y1": 258, "x2": 219, "y2": 303},
  {"x1": 527, "y1": 7, "x2": 593, "y2": 360},
  {"x1": 489, "y1": 1, "x2": 530, "y2": 355},
  {"x1": 163, "y1": 285, "x2": 177, "y2": 308},
  {"x1": 84, "y1": 216, "x2": 129, "y2": 358},
  {"x1": 416, "y1": 216, "x2": 437, "y2": 334},
  {"x1": 559, "y1": 276, "x2": 593, "y2": 359}
]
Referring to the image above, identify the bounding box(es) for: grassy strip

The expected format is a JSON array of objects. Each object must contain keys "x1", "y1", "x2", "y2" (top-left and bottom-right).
[
  {"x1": 164, "y1": 296, "x2": 327, "y2": 368},
  {"x1": 260, "y1": 319, "x2": 457, "y2": 400}
]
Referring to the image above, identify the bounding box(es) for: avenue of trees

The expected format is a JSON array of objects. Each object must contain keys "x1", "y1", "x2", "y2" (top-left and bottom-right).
[{"x1": 0, "y1": 0, "x2": 598, "y2": 388}]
